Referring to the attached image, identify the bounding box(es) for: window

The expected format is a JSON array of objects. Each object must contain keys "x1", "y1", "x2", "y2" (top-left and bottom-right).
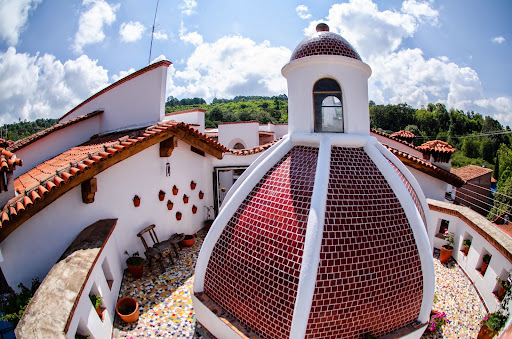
[
  {"x1": 313, "y1": 78, "x2": 343, "y2": 133},
  {"x1": 233, "y1": 142, "x2": 245, "y2": 150}
]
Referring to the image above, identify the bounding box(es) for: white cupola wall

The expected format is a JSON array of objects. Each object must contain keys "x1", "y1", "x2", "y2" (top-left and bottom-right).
[{"x1": 282, "y1": 26, "x2": 372, "y2": 135}]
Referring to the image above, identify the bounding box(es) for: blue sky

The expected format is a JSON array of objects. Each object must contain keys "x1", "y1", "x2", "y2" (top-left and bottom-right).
[{"x1": 0, "y1": 0, "x2": 510, "y2": 127}]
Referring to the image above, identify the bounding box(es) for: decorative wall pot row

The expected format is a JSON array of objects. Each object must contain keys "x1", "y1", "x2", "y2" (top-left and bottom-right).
[
  {"x1": 133, "y1": 195, "x2": 140, "y2": 207},
  {"x1": 167, "y1": 200, "x2": 173, "y2": 210},
  {"x1": 199, "y1": 191, "x2": 204, "y2": 199},
  {"x1": 183, "y1": 195, "x2": 189, "y2": 204},
  {"x1": 173, "y1": 185, "x2": 179, "y2": 195},
  {"x1": 176, "y1": 212, "x2": 182, "y2": 220},
  {"x1": 158, "y1": 190, "x2": 165, "y2": 201},
  {"x1": 190, "y1": 181, "x2": 196, "y2": 190}
]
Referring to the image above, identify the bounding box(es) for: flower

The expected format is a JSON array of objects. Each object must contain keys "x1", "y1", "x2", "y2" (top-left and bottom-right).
[
  {"x1": 481, "y1": 312, "x2": 507, "y2": 332},
  {"x1": 427, "y1": 312, "x2": 450, "y2": 332}
]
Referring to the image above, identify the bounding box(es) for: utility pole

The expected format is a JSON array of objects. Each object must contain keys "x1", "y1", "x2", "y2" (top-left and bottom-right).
[{"x1": 148, "y1": 0, "x2": 160, "y2": 65}]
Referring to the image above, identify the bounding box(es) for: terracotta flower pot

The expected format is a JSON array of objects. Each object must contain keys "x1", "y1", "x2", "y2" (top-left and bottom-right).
[
  {"x1": 127, "y1": 263, "x2": 143, "y2": 279},
  {"x1": 477, "y1": 324, "x2": 498, "y2": 339},
  {"x1": 167, "y1": 200, "x2": 173, "y2": 210},
  {"x1": 183, "y1": 195, "x2": 189, "y2": 204},
  {"x1": 133, "y1": 196, "x2": 140, "y2": 207},
  {"x1": 95, "y1": 306, "x2": 103, "y2": 319},
  {"x1": 172, "y1": 186, "x2": 178, "y2": 195},
  {"x1": 192, "y1": 205, "x2": 197, "y2": 214},
  {"x1": 204, "y1": 219, "x2": 213, "y2": 231},
  {"x1": 199, "y1": 191, "x2": 204, "y2": 199},
  {"x1": 498, "y1": 285, "x2": 506, "y2": 299},
  {"x1": 116, "y1": 297, "x2": 139, "y2": 323},
  {"x1": 481, "y1": 262, "x2": 489, "y2": 275},
  {"x1": 176, "y1": 212, "x2": 182, "y2": 220},
  {"x1": 180, "y1": 235, "x2": 195, "y2": 247},
  {"x1": 440, "y1": 246, "x2": 453, "y2": 264},
  {"x1": 464, "y1": 246, "x2": 469, "y2": 256},
  {"x1": 190, "y1": 181, "x2": 197, "y2": 190},
  {"x1": 158, "y1": 191, "x2": 165, "y2": 201}
]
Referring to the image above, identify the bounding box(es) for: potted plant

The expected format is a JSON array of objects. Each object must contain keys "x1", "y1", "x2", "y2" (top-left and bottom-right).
[
  {"x1": 125, "y1": 251, "x2": 144, "y2": 279},
  {"x1": 463, "y1": 239, "x2": 472, "y2": 256},
  {"x1": 89, "y1": 294, "x2": 103, "y2": 318},
  {"x1": 180, "y1": 234, "x2": 195, "y2": 247},
  {"x1": 0, "y1": 277, "x2": 40, "y2": 326},
  {"x1": 167, "y1": 199, "x2": 173, "y2": 210},
  {"x1": 204, "y1": 206, "x2": 214, "y2": 231},
  {"x1": 199, "y1": 190, "x2": 204, "y2": 199},
  {"x1": 190, "y1": 181, "x2": 197, "y2": 190},
  {"x1": 440, "y1": 231, "x2": 454, "y2": 264},
  {"x1": 183, "y1": 194, "x2": 189, "y2": 204},
  {"x1": 116, "y1": 296, "x2": 139, "y2": 323},
  {"x1": 158, "y1": 190, "x2": 165, "y2": 201},
  {"x1": 220, "y1": 186, "x2": 226, "y2": 192},
  {"x1": 133, "y1": 195, "x2": 140, "y2": 207},
  {"x1": 176, "y1": 211, "x2": 182, "y2": 221},
  {"x1": 497, "y1": 276, "x2": 511, "y2": 300},
  {"x1": 482, "y1": 254, "x2": 492, "y2": 275},
  {"x1": 192, "y1": 205, "x2": 198, "y2": 214},
  {"x1": 479, "y1": 312, "x2": 506, "y2": 339},
  {"x1": 426, "y1": 311, "x2": 450, "y2": 333},
  {"x1": 172, "y1": 185, "x2": 179, "y2": 195}
]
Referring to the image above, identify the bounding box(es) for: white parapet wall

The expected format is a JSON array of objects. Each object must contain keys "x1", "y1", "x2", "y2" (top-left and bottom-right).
[{"x1": 428, "y1": 199, "x2": 512, "y2": 313}]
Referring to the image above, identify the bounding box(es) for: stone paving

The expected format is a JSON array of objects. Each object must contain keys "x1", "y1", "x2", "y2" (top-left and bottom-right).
[{"x1": 113, "y1": 232, "x2": 487, "y2": 338}]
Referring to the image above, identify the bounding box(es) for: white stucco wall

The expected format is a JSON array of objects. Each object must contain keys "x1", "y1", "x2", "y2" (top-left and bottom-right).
[
  {"x1": 408, "y1": 167, "x2": 450, "y2": 201},
  {"x1": 60, "y1": 63, "x2": 169, "y2": 135},
  {"x1": 0, "y1": 140, "x2": 214, "y2": 289},
  {"x1": 164, "y1": 110, "x2": 205, "y2": 133},
  {"x1": 282, "y1": 55, "x2": 371, "y2": 135},
  {"x1": 218, "y1": 122, "x2": 260, "y2": 149},
  {"x1": 430, "y1": 207, "x2": 512, "y2": 313},
  {"x1": 13, "y1": 116, "x2": 101, "y2": 178}
]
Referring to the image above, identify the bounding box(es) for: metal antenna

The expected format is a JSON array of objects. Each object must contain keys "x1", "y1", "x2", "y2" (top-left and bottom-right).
[{"x1": 148, "y1": 0, "x2": 160, "y2": 65}]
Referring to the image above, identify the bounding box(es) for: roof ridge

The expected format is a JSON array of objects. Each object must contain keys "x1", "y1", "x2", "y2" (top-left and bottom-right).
[
  {"x1": 230, "y1": 138, "x2": 282, "y2": 156},
  {"x1": 370, "y1": 128, "x2": 419, "y2": 150}
]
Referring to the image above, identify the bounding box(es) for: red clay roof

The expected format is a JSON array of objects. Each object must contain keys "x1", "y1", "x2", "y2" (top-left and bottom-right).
[
  {"x1": 59, "y1": 60, "x2": 172, "y2": 122},
  {"x1": 370, "y1": 128, "x2": 418, "y2": 150},
  {"x1": 7, "y1": 111, "x2": 103, "y2": 153},
  {"x1": 451, "y1": 165, "x2": 493, "y2": 182},
  {"x1": 384, "y1": 144, "x2": 465, "y2": 187},
  {"x1": 418, "y1": 140, "x2": 456, "y2": 154},
  {"x1": 230, "y1": 138, "x2": 282, "y2": 156},
  {"x1": 0, "y1": 121, "x2": 227, "y2": 238},
  {"x1": 0, "y1": 149, "x2": 22, "y2": 172},
  {"x1": 390, "y1": 130, "x2": 415, "y2": 139}
]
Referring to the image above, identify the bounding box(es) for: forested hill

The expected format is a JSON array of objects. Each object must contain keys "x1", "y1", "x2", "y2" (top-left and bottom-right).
[{"x1": 0, "y1": 118, "x2": 58, "y2": 141}]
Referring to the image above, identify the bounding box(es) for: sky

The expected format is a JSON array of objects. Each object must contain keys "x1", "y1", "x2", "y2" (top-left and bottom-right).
[{"x1": 0, "y1": 0, "x2": 510, "y2": 127}]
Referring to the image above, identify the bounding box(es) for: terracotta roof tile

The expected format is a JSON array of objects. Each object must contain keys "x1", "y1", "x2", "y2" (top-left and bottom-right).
[
  {"x1": 390, "y1": 130, "x2": 415, "y2": 139},
  {"x1": 451, "y1": 165, "x2": 493, "y2": 181},
  {"x1": 7, "y1": 111, "x2": 103, "y2": 153},
  {"x1": 383, "y1": 144, "x2": 465, "y2": 187},
  {"x1": 417, "y1": 140, "x2": 456, "y2": 154},
  {"x1": 230, "y1": 138, "x2": 282, "y2": 156},
  {"x1": 0, "y1": 120, "x2": 227, "y2": 237},
  {"x1": 370, "y1": 128, "x2": 418, "y2": 150},
  {"x1": 0, "y1": 148, "x2": 22, "y2": 172}
]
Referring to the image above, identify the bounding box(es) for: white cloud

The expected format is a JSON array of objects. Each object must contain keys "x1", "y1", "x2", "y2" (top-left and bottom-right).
[
  {"x1": 0, "y1": 47, "x2": 109, "y2": 124},
  {"x1": 111, "y1": 67, "x2": 135, "y2": 82},
  {"x1": 153, "y1": 30, "x2": 168, "y2": 40},
  {"x1": 179, "y1": 0, "x2": 197, "y2": 16},
  {"x1": 401, "y1": 0, "x2": 438, "y2": 24},
  {"x1": 0, "y1": 0, "x2": 41, "y2": 45},
  {"x1": 167, "y1": 36, "x2": 290, "y2": 101},
  {"x1": 492, "y1": 36, "x2": 505, "y2": 44},
  {"x1": 119, "y1": 21, "x2": 146, "y2": 42},
  {"x1": 180, "y1": 31, "x2": 203, "y2": 46},
  {"x1": 296, "y1": 5, "x2": 312, "y2": 19},
  {"x1": 73, "y1": 0, "x2": 120, "y2": 53}
]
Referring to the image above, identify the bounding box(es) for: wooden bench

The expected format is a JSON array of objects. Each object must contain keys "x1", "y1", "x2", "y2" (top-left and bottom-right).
[{"x1": 137, "y1": 225, "x2": 185, "y2": 273}]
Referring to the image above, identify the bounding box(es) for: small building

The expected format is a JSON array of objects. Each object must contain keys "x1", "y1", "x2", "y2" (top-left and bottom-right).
[{"x1": 451, "y1": 164, "x2": 494, "y2": 217}]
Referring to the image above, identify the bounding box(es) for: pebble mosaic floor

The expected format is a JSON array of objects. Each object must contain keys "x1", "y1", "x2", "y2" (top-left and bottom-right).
[{"x1": 113, "y1": 233, "x2": 487, "y2": 339}]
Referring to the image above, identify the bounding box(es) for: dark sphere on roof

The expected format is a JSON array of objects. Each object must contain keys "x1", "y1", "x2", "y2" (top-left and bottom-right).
[{"x1": 290, "y1": 23, "x2": 362, "y2": 62}]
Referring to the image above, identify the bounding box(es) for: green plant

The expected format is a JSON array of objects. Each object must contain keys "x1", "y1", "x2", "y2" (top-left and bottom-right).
[
  {"x1": 481, "y1": 312, "x2": 507, "y2": 332},
  {"x1": 75, "y1": 333, "x2": 90, "y2": 339},
  {"x1": 427, "y1": 312, "x2": 450, "y2": 332},
  {"x1": 124, "y1": 251, "x2": 144, "y2": 267},
  {"x1": 443, "y1": 231, "x2": 454, "y2": 250},
  {"x1": 497, "y1": 277, "x2": 511, "y2": 291},
  {"x1": 0, "y1": 277, "x2": 41, "y2": 325},
  {"x1": 433, "y1": 293, "x2": 438, "y2": 304},
  {"x1": 89, "y1": 294, "x2": 102, "y2": 309},
  {"x1": 483, "y1": 253, "x2": 492, "y2": 264},
  {"x1": 463, "y1": 239, "x2": 472, "y2": 248}
]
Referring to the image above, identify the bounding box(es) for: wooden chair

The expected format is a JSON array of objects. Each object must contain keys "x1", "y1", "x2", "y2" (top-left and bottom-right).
[{"x1": 137, "y1": 224, "x2": 176, "y2": 272}]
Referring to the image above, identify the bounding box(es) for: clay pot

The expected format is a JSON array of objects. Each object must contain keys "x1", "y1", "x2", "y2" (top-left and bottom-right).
[
  {"x1": 176, "y1": 212, "x2": 182, "y2": 221},
  {"x1": 158, "y1": 191, "x2": 165, "y2": 201},
  {"x1": 180, "y1": 235, "x2": 195, "y2": 247},
  {"x1": 498, "y1": 285, "x2": 506, "y2": 299},
  {"x1": 116, "y1": 297, "x2": 139, "y2": 323},
  {"x1": 477, "y1": 325, "x2": 498, "y2": 339},
  {"x1": 95, "y1": 306, "x2": 103, "y2": 319},
  {"x1": 464, "y1": 246, "x2": 469, "y2": 256},
  {"x1": 126, "y1": 262, "x2": 143, "y2": 279},
  {"x1": 199, "y1": 191, "x2": 204, "y2": 199},
  {"x1": 167, "y1": 200, "x2": 173, "y2": 210},
  {"x1": 192, "y1": 205, "x2": 197, "y2": 214},
  {"x1": 440, "y1": 246, "x2": 453, "y2": 264},
  {"x1": 204, "y1": 219, "x2": 213, "y2": 231},
  {"x1": 481, "y1": 262, "x2": 489, "y2": 275},
  {"x1": 190, "y1": 181, "x2": 197, "y2": 190},
  {"x1": 133, "y1": 196, "x2": 140, "y2": 207},
  {"x1": 172, "y1": 186, "x2": 179, "y2": 195},
  {"x1": 183, "y1": 195, "x2": 189, "y2": 204}
]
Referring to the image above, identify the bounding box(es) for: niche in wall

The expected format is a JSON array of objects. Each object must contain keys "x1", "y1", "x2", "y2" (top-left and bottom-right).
[
  {"x1": 101, "y1": 258, "x2": 114, "y2": 290},
  {"x1": 460, "y1": 232, "x2": 473, "y2": 257},
  {"x1": 435, "y1": 219, "x2": 450, "y2": 239}
]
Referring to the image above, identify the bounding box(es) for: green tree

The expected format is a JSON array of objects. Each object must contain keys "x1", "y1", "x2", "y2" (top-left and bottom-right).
[
  {"x1": 488, "y1": 176, "x2": 512, "y2": 221},
  {"x1": 461, "y1": 137, "x2": 481, "y2": 158}
]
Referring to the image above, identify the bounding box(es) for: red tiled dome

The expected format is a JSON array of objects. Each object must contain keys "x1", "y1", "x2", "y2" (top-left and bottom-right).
[{"x1": 290, "y1": 24, "x2": 361, "y2": 62}]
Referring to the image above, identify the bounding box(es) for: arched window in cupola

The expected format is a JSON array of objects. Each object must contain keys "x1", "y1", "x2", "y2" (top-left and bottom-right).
[{"x1": 313, "y1": 78, "x2": 343, "y2": 133}]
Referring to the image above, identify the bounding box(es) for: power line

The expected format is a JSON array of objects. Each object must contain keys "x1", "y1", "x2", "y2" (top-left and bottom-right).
[
  {"x1": 403, "y1": 130, "x2": 512, "y2": 140},
  {"x1": 456, "y1": 188, "x2": 512, "y2": 216},
  {"x1": 465, "y1": 181, "x2": 512, "y2": 202}
]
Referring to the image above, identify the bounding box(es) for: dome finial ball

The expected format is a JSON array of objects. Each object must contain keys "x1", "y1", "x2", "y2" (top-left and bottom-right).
[{"x1": 316, "y1": 23, "x2": 329, "y2": 32}]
